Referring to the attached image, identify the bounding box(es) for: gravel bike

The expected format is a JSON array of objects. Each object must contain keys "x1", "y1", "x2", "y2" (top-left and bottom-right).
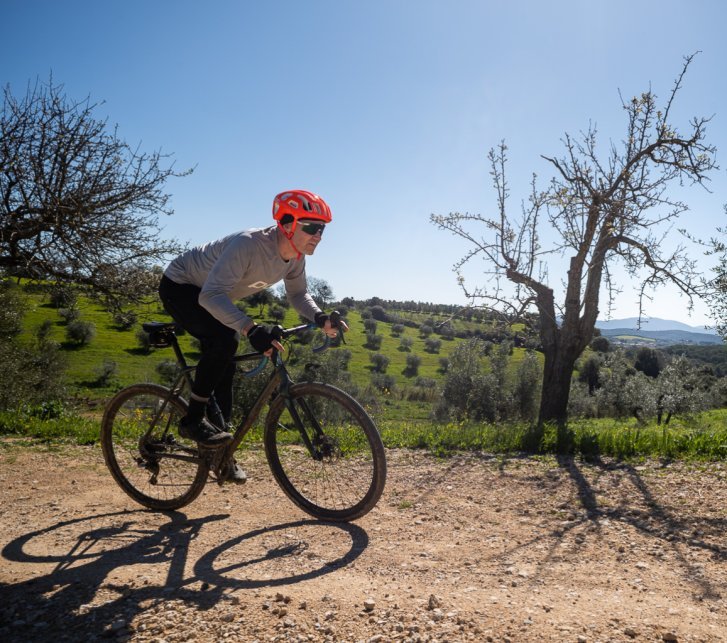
[{"x1": 101, "y1": 317, "x2": 386, "y2": 522}]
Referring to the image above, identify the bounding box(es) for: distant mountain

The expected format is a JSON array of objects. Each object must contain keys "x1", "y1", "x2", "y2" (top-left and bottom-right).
[
  {"x1": 596, "y1": 317, "x2": 717, "y2": 335},
  {"x1": 594, "y1": 318, "x2": 723, "y2": 346}
]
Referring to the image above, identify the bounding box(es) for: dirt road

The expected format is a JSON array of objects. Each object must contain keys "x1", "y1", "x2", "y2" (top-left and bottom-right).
[{"x1": 1, "y1": 442, "x2": 726, "y2": 642}]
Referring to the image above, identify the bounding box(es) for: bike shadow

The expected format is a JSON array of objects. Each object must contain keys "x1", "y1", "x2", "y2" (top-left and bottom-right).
[{"x1": 0, "y1": 508, "x2": 368, "y2": 641}]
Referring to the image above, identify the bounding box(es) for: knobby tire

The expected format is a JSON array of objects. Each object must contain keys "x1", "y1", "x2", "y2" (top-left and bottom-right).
[
  {"x1": 101, "y1": 383, "x2": 208, "y2": 510},
  {"x1": 264, "y1": 382, "x2": 386, "y2": 521}
]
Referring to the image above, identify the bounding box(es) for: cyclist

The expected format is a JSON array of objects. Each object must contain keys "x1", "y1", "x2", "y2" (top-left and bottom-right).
[{"x1": 158, "y1": 189, "x2": 346, "y2": 483}]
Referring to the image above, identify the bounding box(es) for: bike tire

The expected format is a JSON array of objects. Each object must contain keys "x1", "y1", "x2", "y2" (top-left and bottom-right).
[
  {"x1": 101, "y1": 383, "x2": 208, "y2": 510},
  {"x1": 264, "y1": 382, "x2": 387, "y2": 522}
]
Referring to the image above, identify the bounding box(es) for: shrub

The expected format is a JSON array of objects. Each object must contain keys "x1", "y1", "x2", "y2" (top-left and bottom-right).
[
  {"x1": 113, "y1": 310, "x2": 138, "y2": 330},
  {"x1": 232, "y1": 370, "x2": 273, "y2": 419},
  {"x1": 0, "y1": 280, "x2": 25, "y2": 337},
  {"x1": 435, "y1": 339, "x2": 487, "y2": 421},
  {"x1": 513, "y1": 350, "x2": 541, "y2": 422},
  {"x1": 391, "y1": 323, "x2": 405, "y2": 337},
  {"x1": 414, "y1": 376, "x2": 436, "y2": 388},
  {"x1": 49, "y1": 284, "x2": 77, "y2": 309},
  {"x1": 467, "y1": 373, "x2": 500, "y2": 422},
  {"x1": 36, "y1": 319, "x2": 54, "y2": 343},
  {"x1": 365, "y1": 333, "x2": 383, "y2": 350},
  {"x1": 294, "y1": 327, "x2": 315, "y2": 345},
  {"x1": 568, "y1": 381, "x2": 599, "y2": 418},
  {"x1": 437, "y1": 325, "x2": 455, "y2": 340},
  {"x1": 363, "y1": 318, "x2": 378, "y2": 334},
  {"x1": 270, "y1": 306, "x2": 286, "y2": 322},
  {"x1": 95, "y1": 359, "x2": 118, "y2": 387},
  {"x1": 0, "y1": 285, "x2": 66, "y2": 411},
  {"x1": 58, "y1": 307, "x2": 80, "y2": 324},
  {"x1": 424, "y1": 338, "x2": 442, "y2": 353},
  {"x1": 404, "y1": 353, "x2": 421, "y2": 377},
  {"x1": 136, "y1": 328, "x2": 152, "y2": 352},
  {"x1": 420, "y1": 324, "x2": 433, "y2": 338},
  {"x1": 369, "y1": 353, "x2": 390, "y2": 373},
  {"x1": 294, "y1": 348, "x2": 355, "y2": 389},
  {"x1": 24, "y1": 399, "x2": 67, "y2": 420},
  {"x1": 406, "y1": 378, "x2": 439, "y2": 402},
  {"x1": 156, "y1": 359, "x2": 182, "y2": 386},
  {"x1": 371, "y1": 372, "x2": 395, "y2": 393},
  {"x1": 399, "y1": 336, "x2": 413, "y2": 352},
  {"x1": 369, "y1": 305, "x2": 388, "y2": 321},
  {"x1": 66, "y1": 319, "x2": 96, "y2": 345},
  {"x1": 578, "y1": 354, "x2": 603, "y2": 394}
]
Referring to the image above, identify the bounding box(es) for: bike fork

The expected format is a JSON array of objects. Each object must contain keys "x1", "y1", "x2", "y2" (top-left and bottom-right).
[{"x1": 283, "y1": 395, "x2": 325, "y2": 460}]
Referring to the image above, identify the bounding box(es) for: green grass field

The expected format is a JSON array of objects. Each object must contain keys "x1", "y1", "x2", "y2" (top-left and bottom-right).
[
  {"x1": 6, "y1": 283, "x2": 727, "y2": 461},
  {"x1": 17, "y1": 285, "x2": 520, "y2": 416}
]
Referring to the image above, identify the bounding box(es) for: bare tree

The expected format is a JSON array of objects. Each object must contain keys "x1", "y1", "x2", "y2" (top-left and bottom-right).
[
  {"x1": 432, "y1": 54, "x2": 717, "y2": 426},
  {"x1": 0, "y1": 77, "x2": 188, "y2": 307}
]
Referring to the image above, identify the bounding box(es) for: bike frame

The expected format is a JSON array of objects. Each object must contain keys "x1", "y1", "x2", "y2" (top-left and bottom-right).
[{"x1": 143, "y1": 323, "x2": 328, "y2": 471}]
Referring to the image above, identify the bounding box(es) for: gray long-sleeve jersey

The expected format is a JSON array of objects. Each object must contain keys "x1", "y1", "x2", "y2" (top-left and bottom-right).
[{"x1": 163, "y1": 225, "x2": 321, "y2": 333}]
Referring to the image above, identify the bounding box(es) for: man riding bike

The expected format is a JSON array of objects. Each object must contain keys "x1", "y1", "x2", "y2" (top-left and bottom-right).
[{"x1": 158, "y1": 189, "x2": 346, "y2": 483}]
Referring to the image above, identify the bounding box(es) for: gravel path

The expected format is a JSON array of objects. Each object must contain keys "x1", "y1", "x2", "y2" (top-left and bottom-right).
[{"x1": 0, "y1": 442, "x2": 726, "y2": 642}]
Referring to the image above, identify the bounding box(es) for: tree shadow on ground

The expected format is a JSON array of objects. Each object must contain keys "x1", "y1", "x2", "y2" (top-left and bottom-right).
[
  {"x1": 477, "y1": 453, "x2": 726, "y2": 611},
  {"x1": 548, "y1": 454, "x2": 726, "y2": 600}
]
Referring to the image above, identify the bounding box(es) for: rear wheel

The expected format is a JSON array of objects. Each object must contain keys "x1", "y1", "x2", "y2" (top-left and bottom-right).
[
  {"x1": 101, "y1": 384, "x2": 208, "y2": 510},
  {"x1": 264, "y1": 382, "x2": 386, "y2": 521}
]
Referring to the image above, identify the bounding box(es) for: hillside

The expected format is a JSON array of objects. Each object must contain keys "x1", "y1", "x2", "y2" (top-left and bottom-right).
[
  {"x1": 595, "y1": 317, "x2": 722, "y2": 346},
  {"x1": 595, "y1": 316, "x2": 716, "y2": 334},
  {"x1": 599, "y1": 327, "x2": 723, "y2": 346},
  {"x1": 14, "y1": 285, "x2": 536, "y2": 424},
  {"x1": 13, "y1": 284, "x2": 726, "y2": 424}
]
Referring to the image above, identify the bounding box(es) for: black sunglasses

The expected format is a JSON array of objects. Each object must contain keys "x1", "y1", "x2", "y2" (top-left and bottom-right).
[{"x1": 299, "y1": 222, "x2": 325, "y2": 236}]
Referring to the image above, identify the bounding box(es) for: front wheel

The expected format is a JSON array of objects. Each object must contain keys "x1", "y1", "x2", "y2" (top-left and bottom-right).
[
  {"x1": 101, "y1": 383, "x2": 208, "y2": 510},
  {"x1": 264, "y1": 382, "x2": 386, "y2": 521}
]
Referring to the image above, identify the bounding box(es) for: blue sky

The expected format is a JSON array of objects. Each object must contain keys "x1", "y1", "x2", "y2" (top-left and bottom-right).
[{"x1": 3, "y1": 0, "x2": 726, "y2": 327}]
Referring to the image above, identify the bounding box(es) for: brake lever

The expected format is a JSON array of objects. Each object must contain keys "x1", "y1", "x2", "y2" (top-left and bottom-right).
[{"x1": 330, "y1": 310, "x2": 346, "y2": 344}]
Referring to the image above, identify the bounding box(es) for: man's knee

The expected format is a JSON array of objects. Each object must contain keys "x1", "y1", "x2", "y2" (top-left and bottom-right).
[{"x1": 203, "y1": 332, "x2": 239, "y2": 360}]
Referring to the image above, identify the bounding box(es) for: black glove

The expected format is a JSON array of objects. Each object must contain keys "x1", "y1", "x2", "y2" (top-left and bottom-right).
[
  {"x1": 314, "y1": 310, "x2": 341, "y2": 328},
  {"x1": 247, "y1": 324, "x2": 276, "y2": 353}
]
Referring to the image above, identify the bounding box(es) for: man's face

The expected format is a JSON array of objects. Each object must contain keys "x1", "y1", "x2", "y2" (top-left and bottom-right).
[{"x1": 288, "y1": 219, "x2": 325, "y2": 256}]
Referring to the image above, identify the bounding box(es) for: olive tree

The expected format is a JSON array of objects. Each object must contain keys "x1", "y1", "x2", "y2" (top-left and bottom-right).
[
  {"x1": 432, "y1": 54, "x2": 717, "y2": 426},
  {"x1": 0, "y1": 77, "x2": 187, "y2": 307},
  {"x1": 706, "y1": 222, "x2": 726, "y2": 340},
  {"x1": 656, "y1": 355, "x2": 707, "y2": 424},
  {"x1": 307, "y1": 277, "x2": 335, "y2": 309}
]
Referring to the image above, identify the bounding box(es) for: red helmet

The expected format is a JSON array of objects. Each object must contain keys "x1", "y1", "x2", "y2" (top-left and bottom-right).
[{"x1": 273, "y1": 190, "x2": 332, "y2": 224}]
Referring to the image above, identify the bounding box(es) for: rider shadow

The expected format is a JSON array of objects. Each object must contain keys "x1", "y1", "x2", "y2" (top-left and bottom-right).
[
  {"x1": 194, "y1": 519, "x2": 369, "y2": 590},
  {"x1": 0, "y1": 509, "x2": 368, "y2": 641}
]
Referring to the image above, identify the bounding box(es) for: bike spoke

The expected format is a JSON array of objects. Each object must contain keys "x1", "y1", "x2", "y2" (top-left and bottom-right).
[
  {"x1": 102, "y1": 385, "x2": 208, "y2": 510},
  {"x1": 266, "y1": 383, "x2": 386, "y2": 521}
]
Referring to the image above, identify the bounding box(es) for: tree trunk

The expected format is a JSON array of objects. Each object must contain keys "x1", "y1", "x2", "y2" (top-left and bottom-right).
[
  {"x1": 534, "y1": 292, "x2": 583, "y2": 428},
  {"x1": 538, "y1": 347, "x2": 577, "y2": 426}
]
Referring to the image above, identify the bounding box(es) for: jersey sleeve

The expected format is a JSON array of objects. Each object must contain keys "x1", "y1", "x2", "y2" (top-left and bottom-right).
[{"x1": 198, "y1": 236, "x2": 255, "y2": 332}]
